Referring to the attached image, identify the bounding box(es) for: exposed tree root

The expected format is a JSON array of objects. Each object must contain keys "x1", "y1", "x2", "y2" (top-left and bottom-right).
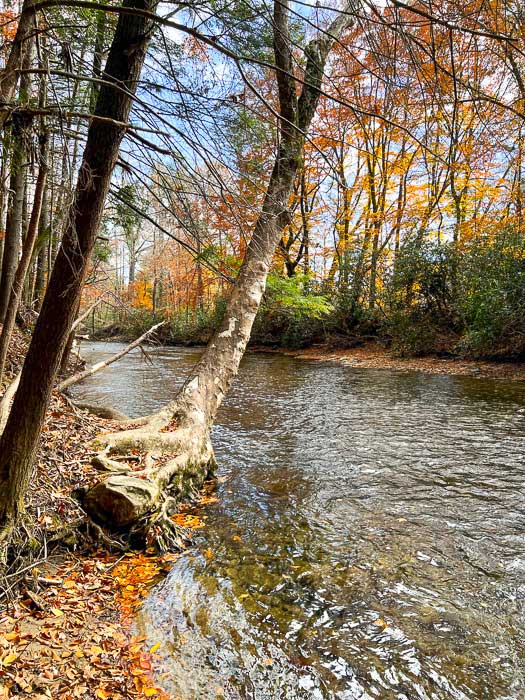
[{"x1": 83, "y1": 401, "x2": 215, "y2": 551}]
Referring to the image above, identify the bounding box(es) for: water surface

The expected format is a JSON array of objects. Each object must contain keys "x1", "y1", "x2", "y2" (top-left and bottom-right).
[{"x1": 72, "y1": 342, "x2": 525, "y2": 700}]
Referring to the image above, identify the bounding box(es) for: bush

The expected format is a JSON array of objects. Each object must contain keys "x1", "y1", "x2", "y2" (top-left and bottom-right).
[
  {"x1": 252, "y1": 273, "x2": 333, "y2": 347},
  {"x1": 381, "y1": 239, "x2": 460, "y2": 355},
  {"x1": 456, "y1": 230, "x2": 525, "y2": 358}
]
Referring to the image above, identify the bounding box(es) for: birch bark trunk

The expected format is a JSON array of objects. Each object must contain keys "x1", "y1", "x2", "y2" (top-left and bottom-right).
[{"x1": 84, "y1": 0, "x2": 356, "y2": 548}]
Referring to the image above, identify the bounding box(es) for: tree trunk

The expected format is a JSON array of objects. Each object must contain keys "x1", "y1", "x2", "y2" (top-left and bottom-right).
[
  {"x1": 0, "y1": 130, "x2": 11, "y2": 270},
  {"x1": 0, "y1": 112, "x2": 31, "y2": 323},
  {"x1": 58, "y1": 298, "x2": 81, "y2": 377},
  {"x1": 0, "y1": 0, "x2": 158, "y2": 537},
  {"x1": 0, "y1": 0, "x2": 36, "y2": 131},
  {"x1": 83, "y1": 0, "x2": 355, "y2": 548},
  {"x1": 33, "y1": 182, "x2": 49, "y2": 309},
  {"x1": 0, "y1": 34, "x2": 34, "y2": 323},
  {"x1": 0, "y1": 130, "x2": 48, "y2": 385}
]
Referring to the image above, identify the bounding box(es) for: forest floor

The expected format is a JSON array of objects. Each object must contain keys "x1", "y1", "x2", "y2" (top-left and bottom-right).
[
  {"x1": 253, "y1": 341, "x2": 525, "y2": 381},
  {"x1": 0, "y1": 329, "x2": 207, "y2": 700}
]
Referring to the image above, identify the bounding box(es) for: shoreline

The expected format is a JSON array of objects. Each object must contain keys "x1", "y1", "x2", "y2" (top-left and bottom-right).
[
  {"x1": 250, "y1": 342, "x2": 525, "y2": 382},
  {"x1": 90, "y1": 334, "x2": 525, "y2": 381},
  {"x1": 89, "y1": 334, "x2": 525, "y2": 381}
]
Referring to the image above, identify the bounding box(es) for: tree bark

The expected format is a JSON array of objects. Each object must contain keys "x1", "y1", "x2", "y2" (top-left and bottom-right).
[
  {"x1": 0, "y1": 0, "x2": 158, "y2": 536},
  {"x1": 0, "y1": 130, "x2": 48, "y2": 385},
  {"x1": 82, "y1": 0, "x2": 356, "y2": 547}
]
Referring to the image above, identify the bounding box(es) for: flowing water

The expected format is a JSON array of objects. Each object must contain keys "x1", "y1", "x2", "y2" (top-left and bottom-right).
[{"x1": 71, "y1": 342, "x2": 525, "y2": 700}]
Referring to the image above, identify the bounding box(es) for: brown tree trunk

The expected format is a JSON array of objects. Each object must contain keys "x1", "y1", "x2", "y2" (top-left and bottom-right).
[
  {"x1": 0, "y1": 35, "x2": 34, "y2": 323},
  {"x1": 0, "y1": 130, "x2": 48, "y2": 385},
  {"x1": 0, "y1": 0, "x2": 158, "y2": 536},
  {"x1": 0, "y1": 112, "x2": 31, "y2": 323}
]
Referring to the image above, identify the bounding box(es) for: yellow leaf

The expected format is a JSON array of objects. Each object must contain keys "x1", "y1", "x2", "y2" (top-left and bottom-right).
[
  {"x1": 149, "y1": 642, "x2": 161, "y2": 653},
  {"x1": 50, "y1": 607, "x2": 64, "y2": 617},
  {"x1": 90, "y1": 645, "x2": 104, "y2": 656},
  {"x1": 143, "y1": 687, "x2": 159, "y2": 697},
  {"x1": 2, "y1": 652, "x2": 17, "y2": 665}
]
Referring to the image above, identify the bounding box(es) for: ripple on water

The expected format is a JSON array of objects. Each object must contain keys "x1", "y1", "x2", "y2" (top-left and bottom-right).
[{"x1": 72, "y1": 344, "x2": 525, "y2": 699}]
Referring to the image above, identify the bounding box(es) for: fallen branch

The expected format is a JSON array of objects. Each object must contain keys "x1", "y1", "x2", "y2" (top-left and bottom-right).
[
  {"x1": 71, "y1": 294, "x2": 107, "y2": 333},
  {"x1": 57, "y1": 322, "x2": 165, "y2": 392},
  {"x1": 0, "y1": 298, "x2": 111, "y2": 435}
]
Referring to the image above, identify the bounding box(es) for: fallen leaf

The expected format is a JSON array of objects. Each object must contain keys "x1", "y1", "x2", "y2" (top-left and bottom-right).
[
  {"x1": 2, "y1": 652, "x2": 18, "y2": 665},
  {"x1": 373, "y1": 618, "x2": 388, "y2": 628}
]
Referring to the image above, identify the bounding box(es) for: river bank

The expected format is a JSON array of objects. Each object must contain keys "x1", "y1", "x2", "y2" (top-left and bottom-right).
[
  {"x1": 0, "y1": 385, "x2": 177, "y2": 700},
  {"x1": 0, "y1": 332, "x2": 180, "y2": 699},
  {"x1": 251, "y1": 341, "x2": 525, "y2": 381},
  {"x1": 93, "y1": 328, "x2": 525, "y2": 381}
]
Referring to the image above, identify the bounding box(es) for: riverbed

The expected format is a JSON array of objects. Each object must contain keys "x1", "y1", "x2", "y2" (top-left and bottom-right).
[{"x1": 71, "y1": 342, "x2": 525, "y2": 700}]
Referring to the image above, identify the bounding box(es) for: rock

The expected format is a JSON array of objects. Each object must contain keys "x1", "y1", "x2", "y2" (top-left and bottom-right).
[{"x1": 84, "y1": 475, "x2": 159, "y2": 526}]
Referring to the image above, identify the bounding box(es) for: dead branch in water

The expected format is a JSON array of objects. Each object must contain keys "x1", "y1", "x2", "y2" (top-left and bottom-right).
[{"x1": 57, "y1": 322, "x2": 165, "y2": 392}]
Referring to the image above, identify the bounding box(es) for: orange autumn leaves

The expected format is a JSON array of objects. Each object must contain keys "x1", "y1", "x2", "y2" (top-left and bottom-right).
[{"x1": 0, "y1": 554, "x2": 170, "y2": 700}]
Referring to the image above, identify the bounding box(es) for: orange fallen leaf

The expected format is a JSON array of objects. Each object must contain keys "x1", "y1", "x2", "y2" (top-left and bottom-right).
[{"x1": 373, "y1": 618, "x2": 388, "y2": 628}]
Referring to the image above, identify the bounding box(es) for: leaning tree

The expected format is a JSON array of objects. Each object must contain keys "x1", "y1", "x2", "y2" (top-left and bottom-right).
[{"x1": 82, "y1": 0, "x2": 357, "y2": 547}]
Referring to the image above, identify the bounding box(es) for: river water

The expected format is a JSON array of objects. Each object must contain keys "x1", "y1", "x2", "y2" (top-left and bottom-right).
[{"x1": 71, "y1": 342, "x2": 525, "y2": 700}]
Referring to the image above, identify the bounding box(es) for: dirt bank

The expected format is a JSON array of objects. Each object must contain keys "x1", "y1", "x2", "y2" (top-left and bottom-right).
[{"x1": 253, "y1": 342, "x2": 525, "y2": 381}]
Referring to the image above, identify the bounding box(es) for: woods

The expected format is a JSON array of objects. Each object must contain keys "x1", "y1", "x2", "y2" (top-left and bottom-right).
[{"x1": 1, "y1": 0, "x2": 525, "y2": 696}]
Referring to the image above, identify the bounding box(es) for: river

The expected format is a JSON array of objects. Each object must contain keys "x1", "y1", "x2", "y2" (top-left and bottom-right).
[{"x1": 71, "y1": 342, "x2": 525, "y2": 700}]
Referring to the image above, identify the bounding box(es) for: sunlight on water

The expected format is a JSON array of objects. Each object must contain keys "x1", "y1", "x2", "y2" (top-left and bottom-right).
[{"x1": 72, "y1": 342, "x2": 525, "y2": 699}]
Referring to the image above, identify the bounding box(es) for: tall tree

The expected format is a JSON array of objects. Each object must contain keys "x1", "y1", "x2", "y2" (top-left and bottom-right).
[
  {"x1": 0, "y1": 0, "x2": 159, "y2": 537},
  {"x1": 83, "y1": 0, "x2": 357, "y2": 543}
]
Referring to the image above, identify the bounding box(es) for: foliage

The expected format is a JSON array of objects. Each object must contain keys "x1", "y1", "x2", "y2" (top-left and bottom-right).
[
  {"x1": 456, "y1": 231, "x2": 525, "y2": 358},
  {"x1": 382, "y1": 240, "x2": 459, "y2": 356},
  {"x1": 265, "y1": 273, "x2": 333, "y2": 320},
  {"x1": 251, "y1": 273, "x2": 332, "y2": 347}
]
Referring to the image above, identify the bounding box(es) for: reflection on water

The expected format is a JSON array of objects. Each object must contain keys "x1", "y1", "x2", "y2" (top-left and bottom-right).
[{"x1": 72, "y1": 342, "x2": 525, "y2": 699}]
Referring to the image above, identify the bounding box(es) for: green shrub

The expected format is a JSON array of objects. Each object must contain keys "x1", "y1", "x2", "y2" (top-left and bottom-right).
[
  {"x1": 455, "y1": 230, "x2": 525, "y2": 358},
  {"x1": 253, "y1": 273, "x2": 333, "y2": 347}
]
